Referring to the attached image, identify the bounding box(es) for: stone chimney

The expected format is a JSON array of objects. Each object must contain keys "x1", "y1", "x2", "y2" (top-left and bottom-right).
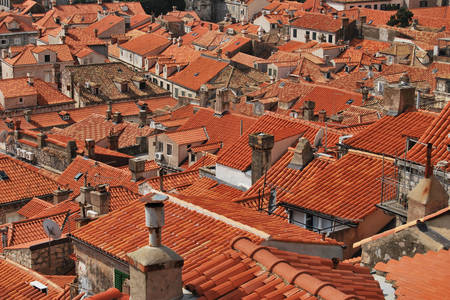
[
  {"x1": 112, "y1": 111, "x2": 123, "y2": 124},
  {"x1": 24, "y1": 109, "x2": 32, "y2": 122},
  {"x1": 288, "y1": 138, "x2": 313, "y2": 170},
  {"x1": 214, "y1": 88, "x2": 229, "y2": 116},
  {"x1": 248, "y1": 132, "x2": 274, "y2": 185},
  {"x1": 218, "y1": 24, "x2": 224, "y2": 32},
  {"x1": 407, "y1": 143, "x2": 449, "y2": 222},
  {"x1": 66, "y1": 140, "x2": 77, "y2": 160},
  {"x1": 127, "y1": 193, "x2": 184, "y2": 300},
  {"x1": 53, "y1": 187, "x2": 71, "y2": 205},
  {"x1": 136, "y1": 136, "x2": 148, "y2": 153},
  {"x1": 107, "y1": 130, "x2": 119, "y2": 151},
  {"x1": 129, "y1": 157, "x2": 146, "y2": 182},
  {"x1": 78, "y1": 185, "x2": 94, "y2": 218},
  {"x1": 303, "y1": 100, "x2": 315, "y2": 121},
  {"x1": 85, "y1": 139, "x2": 95, "y2": 159},
  {"x1": 90, "y1": 184, "x2": 110, "y2": 215},
  {"x1": 361, "y1": 86, "x2": 369, "y2": 105},
  {"x1": 106, "y1": 101, "x2": 112, "y2": 120},
  {"x1": 318, "y1": 109, "x2": 326, "y2": 122},
  {"x1": 383, "y1": 83, "x2": 415, "y2": 116},
  {"x1": 199, "y1": 88, "x2": 208, "y2": 107},
  {"x1": 139, "y1": 110, "x2": 147, "y2": 128},
  {"x1": 37, "y1": 133, "x2": 47, "y2": 148}
]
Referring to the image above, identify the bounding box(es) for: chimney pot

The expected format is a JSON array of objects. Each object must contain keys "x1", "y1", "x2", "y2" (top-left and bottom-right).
[{"x1": 112, "y1": 111, "x2": 122, "y2": 124}]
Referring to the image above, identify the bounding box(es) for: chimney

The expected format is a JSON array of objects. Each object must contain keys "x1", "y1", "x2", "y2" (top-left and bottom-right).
[
  {"x1": 24, "y1": 109, "x2": 32, "y2": 122},
  {"x1": 107, "y1": 130, "x2": 119, "y2": 151},
  {"x1": 248, "y1": 132, "x2": 274, "y2": 185},
  {"x1": 139, "y1": 109, "x2": 147, "y2": 128},
  {"x1": 90, "y1": 184, "x2": 110, "y2": 215},
  {"x1": 127, "y1": 194, "x2": 184, "y2": 300},
  {"x1": 27, "y1": 73, "x2": 34, "y2": 86},
  {"x1": 208, "y1": 23, "x2": 212, "y2": 30},
  {"x1": 218, "y1": 24, "x2": 224, "y2": 32},
  {"x1": 1, "y1": 49, "x2": 7, "y2": 59},
  {"x1": 129, "y1": 157, "x2": 146, "y2": 182},
  {"x1": 85, "y1": 139, "x2": 95, "y2": 159},
  {"x1": 303, "y1": 100, "x2": 315, "y2": 121},
  {"x1": 341, "y1": 17, "x2": 349, "y2": 29},
  {"x1": 318, "y1": 109, "x2": 326, "y2": 122},
  {"x1": 13, "y1": 119, "x2": 21, "y2": 139},
  {"x1": 97, "y1": 0, "x2": 102, "y2": 4},
  {"x1": 177, "y1": 37, "x2": 182, "y2": 47},
  {"x1": 361, "y1": 86, "x2": 369, "y2": 105},
  {"x1": 78, "y1": 185, "x2": 94, "y2": 218},
  {"x1": 199, "y1": 88, "x2": 208, "y2": 107},
  {"x1": 172, "y1": 5, "x2": 177, "y2": 11},
  {"x1": 112, "y1": 111, "x2": 123, "y2": 124},
  {"x1": 66, "y1": 140, "x2": 77, "y2": 160},
  {"x1": 1, "y1": 227, "x2": 8, "y2": 249},
  {"x1": 53, "y1": 187, "x2": 70, "y2": 205},
  {"x1": 288, "y1": 138, "x2": 313, "y2": 170},
  {"x1": 136, "y1": 136, "x2": 148, "y2": 153},
  {"x1": 407, "y1": 144, "x2": 448, "y2": 222},
  {"x1": 383, "y1": 83, "x2": 415, "y2": 116},
  {"x1": 106, "y1": 101, "x2": 112, "y2": 120},
  {"x1": 93, "y1": 28, "x2": 98, "y2": 38},
  {"x1": 37, "y1": 133, "x2": 47, "y2": 148},
  {"x1": 214, "y1": 88, "x2": 229, "y2": 116}
]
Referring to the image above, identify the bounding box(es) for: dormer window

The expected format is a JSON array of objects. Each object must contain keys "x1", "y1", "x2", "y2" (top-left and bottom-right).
[
  {"x1": 18, "y1": 98, "x2": 23, "y2": 104},
  {"x1": 55, "y1": 17, "x2": 60, "y2": 24},
  {"x1": 58, "y1": 111, "x2": 70, "y2": 121}
]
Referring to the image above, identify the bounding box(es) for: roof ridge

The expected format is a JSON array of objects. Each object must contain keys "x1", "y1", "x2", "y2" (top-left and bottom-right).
[
  {"x1": 11, "y1": 210, "x2": 68, "y2": 226},
  {"x1": 231, "y1": 237, "x2": 359, "y2": 300},
  {"x1": 347, "y1": 149, "x2": 395, "y2": 162}
]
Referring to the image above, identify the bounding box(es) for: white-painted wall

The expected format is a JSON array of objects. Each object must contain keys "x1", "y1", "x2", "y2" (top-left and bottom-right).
[
  {"x1": 216, "y1": 163, "x2": 252, "y2": 190},
  {"x1": 290, "y1": 26, "x2": 337, "y2": 44}
]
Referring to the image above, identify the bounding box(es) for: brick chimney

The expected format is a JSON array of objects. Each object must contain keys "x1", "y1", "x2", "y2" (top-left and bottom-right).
[
  {"x1": 303, "y1": 100, "x2": 315, "y2": 121},
  {"x1": 383, "y1": 83, "x2": 415, "y2": 116},
  {"x1": 90, "y1": 184, "x2": 110, "y2": 215},
  {"x1": 53, "y1": 187, "x2": 71, "y2": 205},
  {"x1": 106, "y1": 101, "x2": 112, "y2": 120},
  {"x1": 78, "y1": 185, "x2": 94, "y2": 219},
  {"x1": 214, "y1": 88, "x2": 229, "y2": 116},
  {"x1": 85, "y1": 139, "x2": 95, "y2": 159},
  {"x1": 112, "y1": 111, "x2": 123, "y2": 124},
  {"x1": 127, "y1": 194, "x2": 184, "y2": 300},
  {"x1": 407, "y1": 143, "x2": 449, "y2": 222},
  {"x1": 139, "y1": 109, "x2": 147, "y2": 128},
  {"x1": 37, "y1": 133, "x2": 47, "y2": 148},
  {"x1": 129, "y1": 157, "x2": 146, "y2": 182},
  {"x1": 288, "y1": 138, "x2": 313, "y2": 170},
  {"x1": 318, "y1": 109, "x2": 326, "y2": 122},
  {"x1": 107, "y1": 130, "x2": 119, "y2": 151},
  {"x1": 248, "y1": 132, "x2": 274, "y2": 185}
]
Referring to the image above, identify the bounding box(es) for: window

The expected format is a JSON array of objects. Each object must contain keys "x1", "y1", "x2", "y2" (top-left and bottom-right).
[
  {"x1": 1, "y1": 40, "x2": 6, "y2": 45},
  {"x1": 94, "y1": 87, "x2": 99, "y2": 95},
  {"x1": 273, "y1": 69, "x2": 277, "y2": 78},
  {"x1": 66, "y1": 85, "x2": 71, "y2": 91},
  {"x1": 188, "y1": 93, "x2": 192, "y2": 98},
  {"x1": 419, "y1": 0, "x2": 427, "y2": 6},
  {"x1": 114, "y1": 269, "x2": 129, "y2": 292},
  {"x1": 377, "y1": 81, "x2": 385, "y2": 93},
  {"x1": 14, "y1": 38, "x2": 21, "y2": 45},
  {"x1": 156, "y1": 141, "x2": 163, "y2": 152},
  {"x1": 159, "y1": 81, "x2": 163, "y2": 87},
  {"x1": 139, "y1": 82, "x2": 146, "y2": 90},
  {"x1": 292, "y1": 28, "x2": 297, "y2": 38},
  {"x1": 18, "y1": 98, "x2": 23, "y2": 103},
  {"x1": 328, "y1": 34, "x2": 333, "y2": 43},
  {"x1": 268, "y1": 68, "x2": 272, "y2": 76},
  {"x1": 166, "y1": 143, "x2": 173, "y2": 155},
  {"x1": 166, "y1": 83, "x2": 170, "y2": 90},
  {"x1": 365, "y1": 4, "x2": 371, "y2": 8},
  {"x1": 190, "y1": 153, "x2": 196, "y2": 162},
  {"x1": 312, "y1": 32, "x2": 317, "y2": 40},
  {"x1": 305, "y1": 214, "x2": 313, "y2": 230},
  {"x1": 44, "y1": 54, "x2": 50, "y2": 62},
  {"x1": 374, "y1": 4, "x2": 378, "y2": 9},
  {"x1": 174, "y1": 88, "x2": 179, "y2": 97},
  {"x1": 181, "y1": 91, "x2": 185, "y2": 97}
]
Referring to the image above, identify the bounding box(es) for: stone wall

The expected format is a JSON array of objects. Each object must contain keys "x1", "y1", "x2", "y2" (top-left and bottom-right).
[{"x1": 4, "y1": 238, "x2": 74, "y2": 275}]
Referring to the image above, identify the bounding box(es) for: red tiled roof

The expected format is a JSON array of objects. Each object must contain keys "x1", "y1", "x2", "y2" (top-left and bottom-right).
[
  {"x1": 33, "y1": 199, "x2": 79, "y2": 219},
  {"x1": 184, "y1": 237, "x2": 383, "y2": 300},
  {"x1": 3, "y1": 44, "x2": 74, "y2": 66},
  {"x1": 142, "y1": 170, "x2": 199, "y2": 192},
  {"x1": 217, "y1": 112, "x2": 342, "y2": 171},
  {"x1": 374, "y1": 249, "x2": 450, "y2": 300},
  {"x1": 406, "y1": 102, "x2": 449, "y2": 171},
  {"x1": 43, "y1": 275, "x2": 76, "y2": 289},
  {"x1": 108, "y1": 185, "x2": 140, "y2": 211},
  {"x1": 186, "y1": 153, "x2": 217, "y2": 171},
  {"x1": 119, "y1": 33, "x2": 170, "y2": 56},
  {"x1": 17, "y1": 197, "x2": 54, "y2": 219},
  {"x1": 88, "y1": 14, "x2": 123, "y2": 36},
  {"x1": 231, "y1": 52, "x2": 259, "y2": 68},
  {"x1": 291, "y1": 13, "x2": 343, "y2": 32},
  {"x1": 280, "y1": 150, "x2": 396, "y2": 221},
  {"x1": 0, "y1": 154, "x2": 58, "y2": 205},
  {"x1": 0, "y1": 258, "x2": 63, "y2": 299},
  {"x1": 190, "y1": 141, "x2": 222, "y2": 152},
  {"x1": 71, "y1": 197, "x2": 264, "y2": 275},
  {"x1": 170, "y1": 56, "x2": 228, "y2": 91},
  {"x1": 344, "y1": 110, "x2": 438, "y2": 157},
  {"x1": 176, "y1": 177, "x2": 243, "y2": 200},
  {"x1": 165, "y1": 127, "x2": 208, "y2": 145}
]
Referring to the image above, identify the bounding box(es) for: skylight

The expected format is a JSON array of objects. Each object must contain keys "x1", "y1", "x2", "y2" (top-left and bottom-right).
[
  {"x1": 346, "y1": 99, "x2": 354, "y2": 105},
  {"x1": 194, "y1": 72, "x2": 199, "y2": 76},
  {"x1": 0, "y1": 170, "x2": 9, "y2": 180},
  {"x1": 74, "y1": 172, "x2": 84, "y2": 181}
]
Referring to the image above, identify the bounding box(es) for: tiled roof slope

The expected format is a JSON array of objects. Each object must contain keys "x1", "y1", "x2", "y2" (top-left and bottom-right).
[
  {"x1": 141, "y1": 170, "x2": 200, "y2": 192},
  {"x1": 6, "y1": 97, "x2": 176, "y2": 130},
  {"x1": 0, "y1": 258, "x2": 63, "y2": 299},
  {"x1": 178, "y1": 177, "x2": 243, "y2": 200},
  {"x1": 184, "y1": 237, "x2": 383, "y2": 300},
  {"x1": 165, "y1": 127, "x2": 208, "y2": 145},
  {"x1": 281, "y1": 150, "x2": 396, "y2": 221},
  {"x1": 291, "y1": 13, "x2": 344, "y2": 32},
  {"x1": 119, "y1": 33, "x2": 170, "y2": 55},
  {"x1": 186, "y1": 153, "x2": 217, "y2": 171},
  {"x1": 0, "y1": 13, "x2": 35, "y2": 33},
  {"x1": 71, "y1": 198, "x2": 264, "y2": 275},
  {"x1": 172, "y1": 193, "x2": 339, "y2": 245},
  {"x1": 406, "y1": 102, "x2": 449, "y2": 171},
  {"x1": 217, "y1": 112, "x2": 343, "y2": 171},
  {"x1": 57, "y1": 156, "x2": 138, "y2": 194},
  {"x1": 177, "y1": 107, "x2": 257, "y2": 154},
  {"x1": 108, "y1": 186, "x2": 141, "y2": 211},
  {"x1": 33, "y1": 200, "x2": 79, "y2": 219},
  {"x1": 52, "y1": 113, "x2": 153, "y2": 148},
  {"x1": 170, "y1": 56, "x2": 228, "y2": 91},
  {"x1": 0, "y1": 154, "x2": 58, "y2": 205},
  {"x1": 344, "y1": 110, "x2": 438, "y2": 158},
  {"x1": 3, "y1": 44, "x2": 74, "y2": 66},
  {"x1": 374, "y1": 249, "x2": 450, "y2": 300},
  {"x1": 17, "y1": 197, "x2": 54, "y2": 219}
]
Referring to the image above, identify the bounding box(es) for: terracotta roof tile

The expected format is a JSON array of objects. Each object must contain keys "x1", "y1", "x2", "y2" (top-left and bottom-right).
[
  {"x1": 3, "y1": 44, "x2": 74, "y2": 66},
  {"x1": 17, "y1": 197, "x2": 54, "y2": 219},
  {"x1": 88, "y1": 14, "x2": 123, "y2": 36},
  {"x1": 231, "y1": 52, "x2": 259, "y2": 68},
  {"x1": 119, "y1": 33, "x2": 171, "y2": 56},
  {"x1": 280, "y1": 150, "x2": 396, "y2": 221},
  {"x1": 374, "y1": 249, "x2": 450, "y2": 300},
  {"x1": 184, "y1": 237, "x2": 383, "y2": 300},
  {"x1": 186, "y1": 153, "x2": 217, "y2": 171},
  {"x1": 0, "y1": 154, "x2": 58, "y2": 205},
  {"x1": 142, "y1": 170, "x2": 200, "y2": 192},
  {"x1": 406, "y1": 102, "x2": 449, "y2": 171},
  {"x1": 344, "y1": 110, "x2": 438, "y2": 157},
  {"x1": 165, "y1": 127, "x2": 208, "y2": 145},
  {"x1": 291, "y1": 13, "x2": 344, "y2": 32},
  {"x1": 33, "y1": 199, "x2": 79, "y2": 219}
]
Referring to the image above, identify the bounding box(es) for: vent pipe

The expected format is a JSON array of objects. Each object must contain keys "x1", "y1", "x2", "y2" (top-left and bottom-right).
[{"x1": 142, "y1": 193, "x2": 167, "y2": 247}]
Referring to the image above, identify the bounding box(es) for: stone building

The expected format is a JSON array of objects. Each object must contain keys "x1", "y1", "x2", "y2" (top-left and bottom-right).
[{"x1": 0, "y1": 13, "x2": 38, "y2": 49}]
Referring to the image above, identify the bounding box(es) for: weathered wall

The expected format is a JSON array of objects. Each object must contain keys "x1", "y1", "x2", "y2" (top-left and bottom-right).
[{"x1": 264, "y1": 240, "x2": 343, "y2": 259}]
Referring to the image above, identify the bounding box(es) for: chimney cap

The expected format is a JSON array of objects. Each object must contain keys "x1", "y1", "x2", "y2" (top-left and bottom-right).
[{"x1": 140, "y1": 193, "x2": 168, "y2": 205}]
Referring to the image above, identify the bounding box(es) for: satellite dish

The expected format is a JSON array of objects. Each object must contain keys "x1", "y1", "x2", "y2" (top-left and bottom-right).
[
  {"x1": 0, "y1": 130, "x2": 8, "y2": 142},
  {"x1": 313, "y1": 128, "x2": 324, "y2": 148},
  {"x1": 43, "y1": 219, "x2": 62, "y2": 240}
]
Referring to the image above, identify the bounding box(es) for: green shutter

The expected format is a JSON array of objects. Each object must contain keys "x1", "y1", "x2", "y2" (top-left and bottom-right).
[{"x1": 114, "y1": 269, "x2": 130, "y2": 292}]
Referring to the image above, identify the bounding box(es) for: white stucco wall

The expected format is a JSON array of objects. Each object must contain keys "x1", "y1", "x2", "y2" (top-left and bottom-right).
[{"x1": 216, "y1": 163, "x2": 252, "y2": 190}]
